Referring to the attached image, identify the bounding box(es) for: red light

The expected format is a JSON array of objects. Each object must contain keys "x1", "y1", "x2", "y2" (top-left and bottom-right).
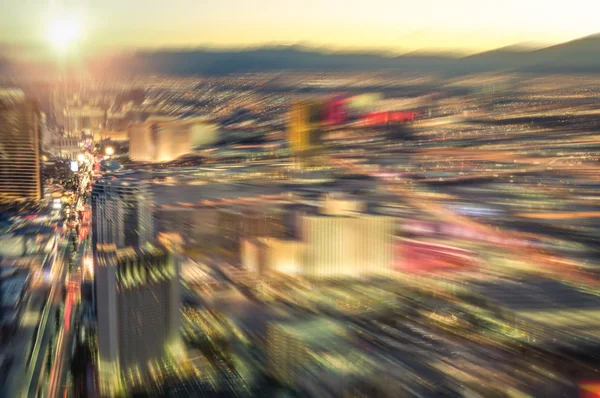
[
  {"x1": 361, "y1": 111, "x2": 415, "y2": 126},
  {"x1": 580, "y1": 382, "x2": 600, "y2": 398}
]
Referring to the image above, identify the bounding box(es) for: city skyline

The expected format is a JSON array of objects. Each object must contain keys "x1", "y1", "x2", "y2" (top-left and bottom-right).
[
  {"x1": 2, "y1": 0, "x2": 600, "y2": 58},
  {"x1": 2, "y1": 1, "x2": 600, "y2": 395}
]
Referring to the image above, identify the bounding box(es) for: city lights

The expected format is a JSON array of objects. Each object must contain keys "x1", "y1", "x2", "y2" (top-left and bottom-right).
[{"x1": 2, "y1": 3, "x2": 600, "y2": 398}]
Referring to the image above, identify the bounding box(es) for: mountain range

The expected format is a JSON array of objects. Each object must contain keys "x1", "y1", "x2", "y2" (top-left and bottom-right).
[{"x1": 2, "y1": 34, "x2": 600, "y2": 77}]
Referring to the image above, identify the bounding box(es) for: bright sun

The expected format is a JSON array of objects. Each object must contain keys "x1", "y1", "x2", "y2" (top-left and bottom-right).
[{"x1": 48, "y1": 15, "x2": 81, "y2": 51}]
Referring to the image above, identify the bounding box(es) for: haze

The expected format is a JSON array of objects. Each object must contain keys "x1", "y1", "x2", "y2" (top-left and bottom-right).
[{"x1": 1, "y1": 0, "x2": 600, "y2": 56}]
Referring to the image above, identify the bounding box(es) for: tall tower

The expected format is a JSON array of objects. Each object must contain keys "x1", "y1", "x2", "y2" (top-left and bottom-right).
[
  {"x1": 91, "y1": 177, "x2": 154, "y2": 255},
  {"x1": 0, "y1": 90, "x2": 42, "y2": 202},
  {"x1": 288, "y1": 100, "x2": 325, "y2": 169},
  {"x1": 92, "y1": 177, "x2": 180, "y2": 395},
  {"x1": 95, "y1": 244, "x2": 181, "y2": 396}
]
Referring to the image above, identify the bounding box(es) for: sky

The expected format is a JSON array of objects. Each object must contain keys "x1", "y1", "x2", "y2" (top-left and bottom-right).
[{"x1": 1, "y1": 0, "x2": 600, "y2": 56}]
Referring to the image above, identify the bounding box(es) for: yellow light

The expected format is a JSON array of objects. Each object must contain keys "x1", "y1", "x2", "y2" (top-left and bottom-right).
[
  {"x1": 77, "y1": 154, "x2": 85, "y2": 163},
  {"x1": 48, "y1": 15, "x2": 81, "y2": 51},
  {"x1": 105, "y1": 146, "x2": 115, "y2": 156}
]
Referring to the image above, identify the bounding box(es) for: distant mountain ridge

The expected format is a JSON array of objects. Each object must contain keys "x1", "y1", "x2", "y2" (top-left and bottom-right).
[{"x1": 3, "y1": 34, "x2": 600, "y2": 77}]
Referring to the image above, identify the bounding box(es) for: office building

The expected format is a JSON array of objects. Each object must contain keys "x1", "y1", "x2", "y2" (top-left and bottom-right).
[
  {"x1": 0, "y1": 91, "x2": 42, "y2": 202},
  {"x1": 95, "y1": 244, "x2": 181, "y2": 396},
  {"x1": 287, "y1": 100, "x2": 326, "y2": 168},
  {"x1": 91, "y1": 178, "x2": 154, "y2": 255}
]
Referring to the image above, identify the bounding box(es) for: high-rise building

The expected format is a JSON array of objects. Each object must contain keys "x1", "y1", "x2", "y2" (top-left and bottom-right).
[
  {"x1": 95, "y1": 244, "x2": 181, "y2": 396},
  {"x1": 91, "y1": 178, "x2": 154, "y2": 255},
  {"x1": 0, "y1": 90, "x2": 42, "y2": 202},
  {"x1": 288, "y1": 100, "x2": 326, "y2": 168}
]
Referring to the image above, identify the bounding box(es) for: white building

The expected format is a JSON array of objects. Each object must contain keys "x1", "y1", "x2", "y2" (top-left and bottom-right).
[
  {"x1": 301, "y1": 213, "x2": 394, "y2": 279},
  {"x1": 129, "y1": 120, "x2": 195, "y2": 163},
  {"x1": 241, "y1": 196, "x2": 395, "y2": 280}
]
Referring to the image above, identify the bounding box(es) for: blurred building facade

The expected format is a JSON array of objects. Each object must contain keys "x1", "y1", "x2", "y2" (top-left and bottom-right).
[
  {"x1": 288, "y1": 100, "x2": 326, "y2": 168},
  {"x1": 155, "y1": 205, "x2": 220, "y2": 250},
  {"x1": 241, "y1": 195, "x2": 395, "y2": 279},
  {"x1": 267, "y1": 318, "x2": 370, "y2": 395},
  {"x1": 129, "y1": 119, "x2": 210, "y2": 163},
  {"x1": 91, "y1": 178, "x2": 154, "y2": 257},
  {"x1": 218, "y1": 205, "x2": 287, "y2": 256},
  {"x1": 0, "y1": 91, "x2": 42, "y2": 202},
  {"x1": 241, "y1": 238, "x2": 302, "y2": 276},
  {"x1": 95, "y1": 245, "x2": 181, "y2": 396}
]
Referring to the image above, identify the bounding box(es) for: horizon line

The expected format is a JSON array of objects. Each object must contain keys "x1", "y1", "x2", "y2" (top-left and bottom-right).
[{"x1": 2, "y1": 32, "x2": 599, "y2": 62}]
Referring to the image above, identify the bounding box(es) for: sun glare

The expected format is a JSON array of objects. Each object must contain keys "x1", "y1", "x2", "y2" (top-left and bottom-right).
[{"x1": 48, "y1": 15, "x2": 81, "y2": 51}]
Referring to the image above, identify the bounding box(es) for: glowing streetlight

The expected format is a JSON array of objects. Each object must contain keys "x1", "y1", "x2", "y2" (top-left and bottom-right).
[{"x1": 105, "y1": 146, "x2": 115, "y2": 156}]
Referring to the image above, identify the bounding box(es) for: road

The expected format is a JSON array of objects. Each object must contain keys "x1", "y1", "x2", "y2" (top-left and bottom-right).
[
  {"x1": 47, "y1": 277, "x2": 79, "y2": 398},
  {"x1": 22, "y1": 160, "x2": 92, "y2": 398},
  {"x1": 20, "y1": 234, "x2": 70, "y2": 398},
  {"x1": 47, "y1": 208, "x2": 89, "y2": 398}
]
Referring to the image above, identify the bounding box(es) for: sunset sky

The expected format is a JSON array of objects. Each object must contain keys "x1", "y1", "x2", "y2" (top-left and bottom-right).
[{"x1": 2, "y1": 0, "x2": 599, "y2": 56}]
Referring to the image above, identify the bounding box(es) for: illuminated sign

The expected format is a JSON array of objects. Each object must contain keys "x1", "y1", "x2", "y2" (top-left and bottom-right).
[
  {"x1": 52, "y1": 198, "x2": 62, "y2": 210},
  {"x1": 70, "y1": 160, "x2": 79, "y2": 172},
  {"x1": 361, "y1": 111, "x2": 415, "y2": 126}
]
